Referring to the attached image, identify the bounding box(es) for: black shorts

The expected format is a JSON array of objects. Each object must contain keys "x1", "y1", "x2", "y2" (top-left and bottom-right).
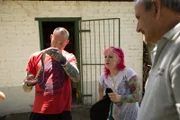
[{"x1": 29, "y1": 111, "x2": 72, "y2": 120}]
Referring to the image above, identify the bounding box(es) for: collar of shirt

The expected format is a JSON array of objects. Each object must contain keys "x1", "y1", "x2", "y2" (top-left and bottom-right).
[{"x1": 162, "y1": 22, "x2": 180, "y2": 41}]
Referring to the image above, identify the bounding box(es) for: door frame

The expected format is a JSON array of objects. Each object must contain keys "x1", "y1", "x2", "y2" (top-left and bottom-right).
[{"x1": 35, "y1": 17, "x2": 82, "y2": 103}]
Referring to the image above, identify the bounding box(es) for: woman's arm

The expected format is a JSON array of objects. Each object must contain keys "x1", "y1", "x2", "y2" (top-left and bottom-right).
[
  {"x1": 99, "y1": 83, "x2": 104, "y2": 101},
  {"x1": 108, "y1": 75, "x2": 141, "y2": 103},
  {"x1": 120, "y1": 75, "x2": 141, "y2": 103}
]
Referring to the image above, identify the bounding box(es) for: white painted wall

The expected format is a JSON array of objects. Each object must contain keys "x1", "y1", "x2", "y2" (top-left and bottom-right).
[{"x1": 0, "y1": 0, "x2": 142, "y2": 115}]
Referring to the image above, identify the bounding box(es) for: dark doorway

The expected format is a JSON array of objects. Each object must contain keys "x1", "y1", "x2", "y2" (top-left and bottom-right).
[
  {"x1": 42, "y1": 21, "x2": 75, "y2": 54},
  {"x1": 42, "y1": 21, "x2": 77, "y2": 104}
]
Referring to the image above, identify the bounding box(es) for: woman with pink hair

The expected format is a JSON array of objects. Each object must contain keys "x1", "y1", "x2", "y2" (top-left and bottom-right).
[{"x1": 99, "y1": 46, "x2": 141, "y2": 120}]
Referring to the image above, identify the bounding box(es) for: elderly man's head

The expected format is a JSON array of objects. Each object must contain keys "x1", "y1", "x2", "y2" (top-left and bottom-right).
[
  {"x1": 135, "y1": 0, "x2": 180, "y2": 43},
  {"x1": 136, "y1": 0, "x2": 180, "y2": 12}
]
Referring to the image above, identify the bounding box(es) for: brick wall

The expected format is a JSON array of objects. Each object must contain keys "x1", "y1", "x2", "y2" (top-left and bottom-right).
[{"x1": 0, "y1": 1, "x2": 142, "y2": 115}]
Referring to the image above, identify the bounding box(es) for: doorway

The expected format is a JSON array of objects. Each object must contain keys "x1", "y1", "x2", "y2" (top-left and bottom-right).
[
  {"x1": 35, "y1": 17, "x2": 81, "y2": 105},
  {"x1": 42, "y1": 21, "x2": 75, "y2": 54}
]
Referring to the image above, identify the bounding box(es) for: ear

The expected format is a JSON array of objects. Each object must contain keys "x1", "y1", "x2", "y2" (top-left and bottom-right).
[
  {"x1": 153, "y1": 0, "x2": 161, "y2": 19},
  {"x1": 66, "y1": 39, "x2": 69, "y2": 45},
  {"x1": 50, "y1": 34, "x2": 53, "y2": 41}
]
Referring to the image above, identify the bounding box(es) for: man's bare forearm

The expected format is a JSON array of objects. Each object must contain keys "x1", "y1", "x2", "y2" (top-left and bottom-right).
[
  {"x1": 0, "y1": 91, "x2": 5, "y2": 101},
  {"x1": 62, "y1": 62, "x2": 80, "y2": 83},
  {"x1": 22, "y1": 82, "x2": 33, "y2": 93},
  {"x1": 22, "y1": 72, "x2": 34, "y2": 93}
]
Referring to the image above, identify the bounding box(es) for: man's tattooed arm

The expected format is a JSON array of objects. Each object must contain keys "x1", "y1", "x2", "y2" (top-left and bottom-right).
[{"x1": 62, "y1": 62, "x2": 80, "y2": 83}]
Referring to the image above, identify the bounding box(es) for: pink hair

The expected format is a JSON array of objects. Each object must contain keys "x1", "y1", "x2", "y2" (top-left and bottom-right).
[{"x1": 104, "y1": 46, "x2": 126, "y2": 78}]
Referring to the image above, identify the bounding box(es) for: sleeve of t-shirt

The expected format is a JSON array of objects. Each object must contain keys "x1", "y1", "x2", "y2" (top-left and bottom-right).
[
  {"x1": 26, "y1": 54, "x2": 36, "y2": 75},
  {"x1": 99, "y1": 73, "x2": 105, "y2": 86},
  {"x1": 126, "y1": 68, "x2": 137, "y2": 81},
  {"x1": 67, "y1": 53, "x2": 77, "y2": 66},
  {"x1": 170, "y1": 53, "x2": 180, "y2": 117}
]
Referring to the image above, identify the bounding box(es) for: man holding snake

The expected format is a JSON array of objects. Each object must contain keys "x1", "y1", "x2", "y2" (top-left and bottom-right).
[{"x1": 22, "y1": 27, "x2": 80, "y2": 120}]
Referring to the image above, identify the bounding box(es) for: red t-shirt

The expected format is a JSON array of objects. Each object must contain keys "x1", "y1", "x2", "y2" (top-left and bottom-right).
[{"x1": 26, "y1": 50, "x2": 77, "y2": 114}]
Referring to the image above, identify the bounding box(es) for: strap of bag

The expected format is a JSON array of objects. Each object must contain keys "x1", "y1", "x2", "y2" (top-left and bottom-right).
[{"x1": 109, "y1": 102, "x2": 113, "y2": 120}]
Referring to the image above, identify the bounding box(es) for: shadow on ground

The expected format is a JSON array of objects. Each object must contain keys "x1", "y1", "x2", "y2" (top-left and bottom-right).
[{"x1": 0, "y1": 105, "x2": 91, "y2": 120}]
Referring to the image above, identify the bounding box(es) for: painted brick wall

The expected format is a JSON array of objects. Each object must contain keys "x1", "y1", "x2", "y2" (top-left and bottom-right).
[{"x1": 0, "y1": 1, "x2": 142, "y2": 115}]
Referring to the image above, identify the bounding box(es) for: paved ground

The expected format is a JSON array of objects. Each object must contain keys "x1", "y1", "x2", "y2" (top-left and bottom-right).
[{"x1": 0, "y1": 105, "x2": 91, "y2": 120}]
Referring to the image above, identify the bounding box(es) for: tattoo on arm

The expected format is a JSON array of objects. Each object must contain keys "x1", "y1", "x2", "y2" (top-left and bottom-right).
[
  {"x1": 62, "y1": 62, "x2": 80, "y2": 83},
  {"x1": 121, "y1": 76, "x2": 141, "y2": 103}
]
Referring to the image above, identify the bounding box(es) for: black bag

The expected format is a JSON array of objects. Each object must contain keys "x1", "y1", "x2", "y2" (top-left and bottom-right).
[{"x1": 90, "y1": 88, "x2": 113, "y2": 120}]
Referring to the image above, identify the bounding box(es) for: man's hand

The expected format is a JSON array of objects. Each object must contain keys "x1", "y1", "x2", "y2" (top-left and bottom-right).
[
  {"x1": 46, "y1": 47, "x2": 67, "y2": 65},
  {"x1": 24, "y1": 74, "x2": 38, "y2": 87},
  {"x1": 108, "y1": 93, "x2": 121, "y2": 102}
]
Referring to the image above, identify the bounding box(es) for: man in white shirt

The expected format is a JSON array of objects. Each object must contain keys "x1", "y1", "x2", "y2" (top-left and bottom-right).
[{"x1": 135, "y1": 0, "x2": 180, "y2": 119}]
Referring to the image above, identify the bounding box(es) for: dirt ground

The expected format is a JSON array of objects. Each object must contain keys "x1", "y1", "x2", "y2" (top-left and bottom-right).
[{"x1": 0, "y1": 105, "x2": 91, "y2": 120}]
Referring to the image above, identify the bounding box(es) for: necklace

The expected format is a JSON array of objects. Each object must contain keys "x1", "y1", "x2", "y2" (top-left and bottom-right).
[
  {"x1": 110, "y1": 71, "x2": 119, "y2": 92},
  {"x1": 111, "y1": 77, "x2": 116, "y2": 92}
]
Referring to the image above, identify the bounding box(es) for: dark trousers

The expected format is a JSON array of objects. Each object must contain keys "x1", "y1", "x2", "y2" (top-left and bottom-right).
[{"x1": 29, "y1": 111, "x2": 72, "y2": 120}]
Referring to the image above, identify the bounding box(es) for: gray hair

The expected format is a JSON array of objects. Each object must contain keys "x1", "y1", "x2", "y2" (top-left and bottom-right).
[
  {"x1": 136, "y1": 0, "x2": 180, "y2": 13},
  {"x1": 53, "y1": 27, "x2": 69, "y2": 39}
]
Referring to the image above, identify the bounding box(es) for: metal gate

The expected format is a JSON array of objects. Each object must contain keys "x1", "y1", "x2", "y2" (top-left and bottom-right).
[{"x1": 79, "y1": 18, "x2": 120, "y2": 105}]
